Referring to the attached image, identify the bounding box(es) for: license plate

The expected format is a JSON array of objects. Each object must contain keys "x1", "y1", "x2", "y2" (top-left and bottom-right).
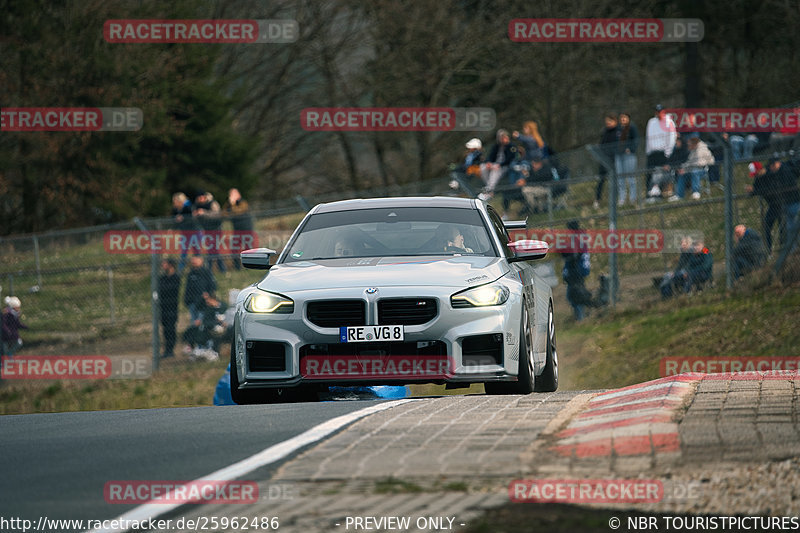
[{"x1": 340, "y1": 325, "x2": 404, "y2": 343}]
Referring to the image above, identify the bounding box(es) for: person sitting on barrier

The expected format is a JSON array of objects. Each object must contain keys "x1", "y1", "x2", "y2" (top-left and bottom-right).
[
  {"x1": 513, "y1": 121, "x2": 549, "y2": 162},
  {"x1": 669, "y1": 136, "x2": 715, "y2": 201},
  {"x1": 732, "y1": 224, "x2": 768, "y2": 280},
  {"x1": 520, "y1": 155, "x2": 556, "y2": 213},
  {"x1": 182, "y1": 292, "x2": 227, "y2": 361},
  {"x1": 658, "y1": 237, "x2": 713, "y2": 298},
  {"x1": 479, "y1": 129, "x2": 516, "y2": 201}
]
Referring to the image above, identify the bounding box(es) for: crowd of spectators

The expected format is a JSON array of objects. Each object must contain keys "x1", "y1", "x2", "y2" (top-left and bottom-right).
[
  {"x1": 449, "y1": 105, "x2": 800, "y2": 318},
  {"x1": 158, "y1": 188, "x2": 252, "y2": 360}
]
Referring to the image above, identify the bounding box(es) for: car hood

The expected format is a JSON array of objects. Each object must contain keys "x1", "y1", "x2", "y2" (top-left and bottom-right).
[{"x1": 257, "y1": 256, "x2": 509, "y2": 293}]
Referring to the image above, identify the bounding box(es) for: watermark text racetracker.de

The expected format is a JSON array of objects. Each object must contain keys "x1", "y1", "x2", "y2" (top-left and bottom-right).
[
  {"x1": 509, "y1": 18, "x2": 703, "y2": 43},
  {"x1": 661, "y1": 356, "x2": 800, "y2": 377},
  {"x1": 667, "y1": 108, "x2": 800, "y2": 132},
  {"x1": 301, "y1": 107, "x2": 496, "y2": 131},
  {"x1": 507, "y1": 229, "x2": 704, "y2": 254},
  {"x1": 509, "y1": 478, "x2": 702, "y2": 504},
  {"x1": 0, "y1": 355, "x2": 151, "y2": 379},
  {"x1": 104, "y1": 19, "x2": 298, "y2": 43},
  {"x1": 1, "y1": 107, "x2": 142, "y2": 132},
  {"x1": 103, "y1": 230, "x2": 258, "y2": 255}
]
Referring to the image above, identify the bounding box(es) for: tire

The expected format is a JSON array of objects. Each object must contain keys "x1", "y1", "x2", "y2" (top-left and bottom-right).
[
  {"x1": 535, "y1": 301, "x2": 558, "y2": 392},
  {"x1": 485, "y1": 300, "x2": 535, "y2": 395}
]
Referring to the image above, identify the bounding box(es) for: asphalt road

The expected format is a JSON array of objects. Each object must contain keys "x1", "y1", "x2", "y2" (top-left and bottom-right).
[{"x1": 0, "y1": 401, "x2": 389, "y2": 529}]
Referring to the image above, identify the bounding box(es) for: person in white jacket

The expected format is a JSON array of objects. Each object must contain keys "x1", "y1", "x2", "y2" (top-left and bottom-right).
[
  {"x1": 669, "y1": 136, "x2": 716, "y2": 200},
  {"x1": 645, "y1": 105, "x2": 677, "y2": 198}
]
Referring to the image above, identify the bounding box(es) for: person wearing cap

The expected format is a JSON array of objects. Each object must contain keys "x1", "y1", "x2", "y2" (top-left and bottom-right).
[
  {"x1": 645, "y1": 104, "x2": 677, "y2": 198},
  {"x1": 1, "y1": 296, "x2": 28, "y2": 358},
  {"x1": 458, "y1": 138, "x2": 483, "y2": 176}
]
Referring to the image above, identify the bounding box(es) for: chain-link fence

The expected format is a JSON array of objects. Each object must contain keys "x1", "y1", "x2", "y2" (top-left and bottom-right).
[{"x1": 2, "y1": 141, "x2": 798, "y2": 368}]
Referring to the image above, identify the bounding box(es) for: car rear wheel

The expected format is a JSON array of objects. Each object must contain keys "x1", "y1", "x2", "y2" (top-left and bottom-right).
[
  {"x1": 534, "y1": 301, "x2": 558, "y2": 392},
  {"x1": 484, "y1": 301, "x2": 535, "y2": 395}
]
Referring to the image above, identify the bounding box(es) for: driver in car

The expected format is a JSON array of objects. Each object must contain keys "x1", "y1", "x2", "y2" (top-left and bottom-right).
[{"x1": 435, "y1": 224, "x2": 473, "y2": 253}]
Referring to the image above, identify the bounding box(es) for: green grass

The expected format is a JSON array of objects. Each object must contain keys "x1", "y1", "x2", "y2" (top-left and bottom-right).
[
  {"x1": 559, "y1": 280, "x2": 800, "y2": 390},
  {"x1": 0, "y1": 356, "x2": 228, "y2": 414}
]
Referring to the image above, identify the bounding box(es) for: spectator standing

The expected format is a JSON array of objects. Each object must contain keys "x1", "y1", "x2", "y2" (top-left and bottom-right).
[
  {"x1": 172, "y1": 192, "x2": 197, "y2": 273},
  {"x1": 669, "y1": 136, "x2": 715, "y2": 201},
  {"x1": 595, "y1": 113, "x2": 620, "y2": 208},
  {"x1": 561, "y1": 220, "x2": 592, "y2": 321},
  {"x1": 615, "y1": 112, "x2": 639, "y2": 206},
  {"x1": 479, "y1": 129, "x2": 515, "y2": 201},
  {"x1": 645, "y1": 104, "x2": 677, "y2": 199},
  {"x1": 183, "y1": 255, "x2": 217, "y2": 329},
  {"x1": 223, "y1": 188, "x2": 255, "y2": 270},
  {"x1": 1, "y1": 296, "x2": 27, "y2": 357},
  {"x1": 748, "y1": 160, "x2": 785, "y2": 254},
  {"x1": 158, "y1": 259, "x2": 181, "y2": 359},
  {"x1": 193, "y1": 192, "x2": 226, "y2": 273},
  {"x1": 769, "y1": 157, "x2": 800, "y2": 251},
  {"x1": 732, "y1": 225, "x2": 767, "y2": 279}
]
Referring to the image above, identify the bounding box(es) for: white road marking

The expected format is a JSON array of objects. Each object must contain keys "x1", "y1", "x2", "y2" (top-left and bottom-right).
[{"x1": 87, "y1": 399, "x2": 418, "y2": 533}]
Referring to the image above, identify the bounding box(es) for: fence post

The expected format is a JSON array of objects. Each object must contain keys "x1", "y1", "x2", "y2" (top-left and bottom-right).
[
  {"x1": 134, "y1": 217, "x2": 160, "y2": 372},
  {"x1": 586, "y1": 144, "x2": 618, "y2": 308},
  {"x1": 711, "y1": 134, "x2": 735, "y2": 290},
  {"x1": 107, "y1": 266, "x2": 116, "y2": 325},
  {"x1": 33, "y1": 235, "x2": 42, "y2": 288}
]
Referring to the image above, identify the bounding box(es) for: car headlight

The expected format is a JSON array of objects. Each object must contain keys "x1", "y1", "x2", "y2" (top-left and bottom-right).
[
  {"x1": 245, "y1": 291, "x2": 294, "y2": 313},
  {"x1": 451, "y1": 284, "x2": 509, "y2": 308}
]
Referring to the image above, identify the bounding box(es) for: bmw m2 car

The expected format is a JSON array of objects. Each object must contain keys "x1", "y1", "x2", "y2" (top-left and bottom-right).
[{"x1": 231, "y1": 196, "x2": 557, "y2": 403}]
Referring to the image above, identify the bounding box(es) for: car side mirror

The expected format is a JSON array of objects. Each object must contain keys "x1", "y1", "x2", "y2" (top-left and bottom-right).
[
  {"x1": 241, "y1": 248, "x2": 276, "y2": 269},
  {"x1": 508, "y1": 239, "x2": 549, "y2": 262}
]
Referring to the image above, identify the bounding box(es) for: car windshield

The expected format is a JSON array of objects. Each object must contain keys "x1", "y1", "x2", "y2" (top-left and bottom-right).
[{"x1": 282, "y1": 206, "x2": 496, "y2": 261}]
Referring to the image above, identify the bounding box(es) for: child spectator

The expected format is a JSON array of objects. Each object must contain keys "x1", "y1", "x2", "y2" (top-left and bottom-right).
[{"x1": 1, "y1": 296, "x2": 27, "y2": 357}]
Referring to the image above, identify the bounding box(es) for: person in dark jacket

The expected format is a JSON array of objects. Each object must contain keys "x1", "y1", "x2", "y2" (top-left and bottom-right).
[
  {"x1": 659, "y1": 238, "x2": 713, "y2": 297},
  {"x1": 158, "y1": 259, "x2": 181, "y2": 358},
  {"x1": 479, "y1": 129, "x2": 516, "y2": 200},
  {"x1": 172, "y1": 192, "x2": 199, "y2": 273},
  {"x1": 595, "y1": 113, "x2": 620, "y2": 208},
  {"x1": 561, "y1": 220, "x2": 592, "y2": 320},
  {"x1": 748, "y1": 159, "x2": 787, "y2": 253},
  {"x1": 193, "y1": 192, "x2": 226, "y2": 273},
  {"x1": 732, "y1": 225, "x2": 767, "y2": 279},
  {"x1": 183, "y1": 255, "x2": 217, "y2": 326},
  {"x1": 615, "y1": 112, "x2": 639, "y2": 206},
  {"x1": 223, "y1": 188, "x2": 255, "y2": 270}
]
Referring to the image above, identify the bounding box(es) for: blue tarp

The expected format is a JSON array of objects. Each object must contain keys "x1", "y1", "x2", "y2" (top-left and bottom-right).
[{"x1": 214, "y1": 365, "x2": 409, "y2": 405}]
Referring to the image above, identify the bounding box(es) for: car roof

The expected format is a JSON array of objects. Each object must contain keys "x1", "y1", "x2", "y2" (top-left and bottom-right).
[{"x1": 312, "y1": 196, "x2": 477, "y2": 213}]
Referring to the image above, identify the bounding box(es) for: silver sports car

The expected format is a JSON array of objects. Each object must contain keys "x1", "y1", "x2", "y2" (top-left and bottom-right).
[{"x1": 231, "y1": 196, "x2": 557, "y2": 403}]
